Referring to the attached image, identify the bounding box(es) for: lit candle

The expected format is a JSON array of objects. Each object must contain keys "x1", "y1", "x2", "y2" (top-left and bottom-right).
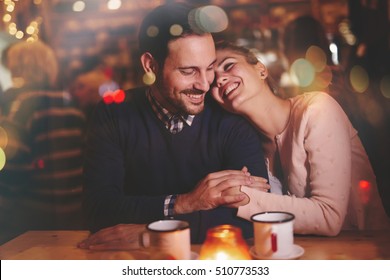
[{"x1": 199, "y1": 224, "x2": 251, "y2": 260}]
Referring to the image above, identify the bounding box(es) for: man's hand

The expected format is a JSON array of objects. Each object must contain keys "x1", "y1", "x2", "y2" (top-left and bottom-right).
[
  {"x1": 222, "y1": 166, "x2": 270, "y2": 208},
  {"x1": 78, "y1": 224, "x2": 146, "y2": 250},
  {"x1": 174, "y1": 169, "x2": 255, "y2": 214},
  {"x1": 222, "y1": 178, "x2": 270, "y2": 208}
]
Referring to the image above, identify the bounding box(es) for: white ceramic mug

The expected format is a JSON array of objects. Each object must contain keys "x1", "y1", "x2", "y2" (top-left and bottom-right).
[
  {"x1": 251, "y1": 211, "x2": 295, "y2": 258},
  {"x1": 140, "y1": 219, "x2": 191, "y2": 260}
]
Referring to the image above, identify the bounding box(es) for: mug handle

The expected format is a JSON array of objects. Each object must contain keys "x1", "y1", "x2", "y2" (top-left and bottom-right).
[{"x1": 139, "y1": 231, "x2": 150, "y2": 248}]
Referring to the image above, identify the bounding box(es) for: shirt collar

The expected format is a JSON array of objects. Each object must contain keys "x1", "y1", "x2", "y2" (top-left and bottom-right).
[{"x1": 147, "y1": 89, "x2": 195, "y2": 129}]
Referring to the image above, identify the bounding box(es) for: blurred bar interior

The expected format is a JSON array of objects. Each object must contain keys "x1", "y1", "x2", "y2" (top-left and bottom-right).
[{"x1": 0, "y1": 0, "x2": 389, "y2": 224}]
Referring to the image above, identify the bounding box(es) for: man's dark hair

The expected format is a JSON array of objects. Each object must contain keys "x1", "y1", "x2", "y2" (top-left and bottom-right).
[{"x1": 138, "y1": 2, "x2": 205, "y2": 67}]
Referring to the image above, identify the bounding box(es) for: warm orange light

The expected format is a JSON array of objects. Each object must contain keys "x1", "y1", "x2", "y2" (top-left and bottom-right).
[{"x1": 199, "y1": 224, "x2": 251, "y2": 260}]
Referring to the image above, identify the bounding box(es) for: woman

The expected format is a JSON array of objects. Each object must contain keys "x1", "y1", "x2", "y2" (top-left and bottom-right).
[{"x1": 213, "y1": 41, "x2": 389, "y2": 236}]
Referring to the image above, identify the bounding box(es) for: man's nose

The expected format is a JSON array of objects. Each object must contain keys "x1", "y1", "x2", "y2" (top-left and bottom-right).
[{"x1": 194, "y1": 72, "x2": 211, "y2": 92}]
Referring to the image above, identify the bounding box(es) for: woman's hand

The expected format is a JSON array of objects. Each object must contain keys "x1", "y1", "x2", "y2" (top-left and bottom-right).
[
  {"x1": 174, "y1": 169, "x2": 255, "y2": 214},
  {"x1": 222, "y1": 172, "x2": 270, "y2": 208}
]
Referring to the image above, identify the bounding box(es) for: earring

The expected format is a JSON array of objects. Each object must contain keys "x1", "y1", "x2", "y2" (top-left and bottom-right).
[{"x1": 143, "y1": 72, "x2": 156, "y2": 85}]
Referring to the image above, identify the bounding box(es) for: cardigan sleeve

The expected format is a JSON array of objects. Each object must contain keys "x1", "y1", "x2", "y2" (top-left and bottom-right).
[{"x1": 238, "y1": 93, "x2": 352, "y2": 236}]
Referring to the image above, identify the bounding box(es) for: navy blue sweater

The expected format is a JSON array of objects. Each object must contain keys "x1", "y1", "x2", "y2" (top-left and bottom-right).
[{"x1": 83, "y1": 87, "x2": 268, "y2": 243}]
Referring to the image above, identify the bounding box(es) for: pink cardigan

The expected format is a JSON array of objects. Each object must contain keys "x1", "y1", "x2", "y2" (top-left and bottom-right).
[{"x1": 238, "y1": 92, "x2": 389, "y2": 236}]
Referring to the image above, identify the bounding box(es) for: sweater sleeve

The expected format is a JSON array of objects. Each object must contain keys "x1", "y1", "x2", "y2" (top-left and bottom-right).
[
  {"x1": 83, "y1": 101, "x2": 166, "y2": 232},
  {"x1": 238, "y1": 93, "x2": 352, "y2": 236}
]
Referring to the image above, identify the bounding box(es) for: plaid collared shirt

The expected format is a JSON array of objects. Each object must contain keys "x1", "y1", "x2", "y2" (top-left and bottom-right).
[{"x1": 147, "y1": 89, "x2": 194, "y2": 134}]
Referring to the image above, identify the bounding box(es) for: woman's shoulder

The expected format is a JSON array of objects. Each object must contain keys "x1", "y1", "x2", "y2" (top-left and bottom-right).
[
  {"x1": 290, "y1": 91, "x2": 344, "y2": 113},
  {"x1": 291, "y1": 91, "x2": 336, "y2": 104},
  {"x1": 288, "y1": 91, "x2": 351, "y2": 130}
]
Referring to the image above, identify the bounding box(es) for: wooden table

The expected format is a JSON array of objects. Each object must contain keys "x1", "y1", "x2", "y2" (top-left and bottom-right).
[{"x1": 0, "y1": 230, "x2": 389, "y2": 260}]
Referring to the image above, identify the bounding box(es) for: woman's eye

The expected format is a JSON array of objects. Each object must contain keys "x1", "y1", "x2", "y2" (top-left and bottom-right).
[{"x1": 224, "y1": 62, "x2": 234, "y2": 71}]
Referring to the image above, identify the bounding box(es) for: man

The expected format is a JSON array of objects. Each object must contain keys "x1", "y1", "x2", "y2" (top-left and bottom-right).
[{"x1": 81, "y1": 3, "x2": 268, "y2": 248}]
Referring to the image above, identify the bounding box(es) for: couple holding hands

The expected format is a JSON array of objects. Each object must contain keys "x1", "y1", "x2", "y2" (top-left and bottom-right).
[{"x1": 79, "y1": 3, "x2": 389, "y2": 250}]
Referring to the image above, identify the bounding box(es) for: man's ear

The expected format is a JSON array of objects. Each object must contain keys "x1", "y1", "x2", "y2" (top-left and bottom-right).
[{"x1": 141, "y1": 52, "x2": 157, "y2": 74}]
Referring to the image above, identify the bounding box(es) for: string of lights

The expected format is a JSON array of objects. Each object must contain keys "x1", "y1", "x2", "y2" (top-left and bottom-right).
[{"x1": 2, "y1": 0, "x2": 42, "y2": 41}]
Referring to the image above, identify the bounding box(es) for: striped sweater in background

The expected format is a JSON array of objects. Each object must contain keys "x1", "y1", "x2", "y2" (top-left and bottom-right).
[{"x1": 0, "y1": 88, "x2": 86, "y2": 244}]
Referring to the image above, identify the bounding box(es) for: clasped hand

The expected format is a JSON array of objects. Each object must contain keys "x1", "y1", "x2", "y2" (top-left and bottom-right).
[
  {"x1": 174, "y1": 166, "x2": 269, "y2": 214},
  {"x1": 78, "y1": 167, "x2": 269, "y2": 250}
]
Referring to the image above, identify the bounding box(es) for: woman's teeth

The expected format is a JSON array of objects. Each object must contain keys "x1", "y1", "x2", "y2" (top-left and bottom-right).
[{"x1": 224, "y1": 83, "x2": 239, "y2": 96}]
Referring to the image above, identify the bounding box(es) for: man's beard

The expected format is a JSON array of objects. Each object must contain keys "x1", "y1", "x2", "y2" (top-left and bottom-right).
[{"x1": 156, "y1": 79, "x2": 206, "y2": 115}]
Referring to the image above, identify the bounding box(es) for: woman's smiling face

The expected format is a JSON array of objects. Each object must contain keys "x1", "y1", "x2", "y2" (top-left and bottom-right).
[{"x1": 211, "y1": 48, "x2": 264, "y2": 113}]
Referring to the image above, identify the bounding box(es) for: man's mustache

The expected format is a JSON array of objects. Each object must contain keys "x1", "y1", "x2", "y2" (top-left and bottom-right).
[{"x1": 181, "y1": 89, "x2": 205, "y2": 95}]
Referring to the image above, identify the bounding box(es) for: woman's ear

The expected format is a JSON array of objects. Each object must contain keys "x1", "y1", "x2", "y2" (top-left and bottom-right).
[{"x1": 256, "y1": 62, "x2": 268, "y2": 79}]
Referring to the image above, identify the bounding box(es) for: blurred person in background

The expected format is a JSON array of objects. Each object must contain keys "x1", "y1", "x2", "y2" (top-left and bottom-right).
[
  {"x1": 281, "y1": 15, "x2": 390, "y2": 217},
  {"x1": 347, "y1": 0, "x2": 390, "y2": 217},
  {"x1": 0, "y1": 40, "x2": 86, "y2": 244},
  {"x1": 69, "y1": 68, "x2": 111, "y2": 123},
  {"x1": 282, "y1": 14, "x2": 390, "y2": 217},
  {"x1": 68, "y1": 52, "x2": 120, "y2": 125},
  {"x1": 281, "y1": 16, "x2": 349, "y2": 104},
  {"x1": 211, "y1": 41, "x2": 389, "y2": 236},
  {"x1": 0, "y1": 32, "x2": 18, "y2": 97}
]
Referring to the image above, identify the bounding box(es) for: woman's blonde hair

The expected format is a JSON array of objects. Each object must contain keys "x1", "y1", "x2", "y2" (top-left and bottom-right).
[{"x1": 5, "y1": 40, "x2": 58, "y2": 88}]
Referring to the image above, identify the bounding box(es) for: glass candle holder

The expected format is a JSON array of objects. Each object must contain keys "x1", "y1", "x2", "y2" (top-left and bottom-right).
[{"x1": 199, "y1": 224, "x2": 251, "y2": 260}]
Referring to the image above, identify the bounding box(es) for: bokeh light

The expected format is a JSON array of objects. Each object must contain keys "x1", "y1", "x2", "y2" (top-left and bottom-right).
[
  {"x1": 113, "y1": 89, "x2": 125, "y2": 103},
  {"x1": 26, "y1": 25, "x2": 35, "y2": 35},
  {"x1": 290, "y1": 58, "x2": 315, "y2": 87},
  {"x1": 3, "y1": 14, "x2": 11, "y2": 23},
  {"x1": 329, "y1": 42, "x2": 339, "y2": 65},
  {"x1": 312, "y1": 65, "x2": 333, "y2": 90},
  {"x1": 379, "y1": 74, "x2": 390, "y2": 99},
  {"x1": 146, "y1": 25, "x2": 159, "y2": 38},
  {"x1": 103, "y1": 91, "x2": 114, "y2": 104},
  {"x1": 0, "y1": 126, "x2": 8, "y2": 149},
  {"x1": 143, "y1": 72, "x2": 156, "y2": 85},
  {"x1": 359, "y1": 180, "x2": 371, "y2": 205},
  {"x1": 15, "y1": 30, "x2": 24, "y2": 39},
  {"x1": 102, "y1": 89, "x2": 125, "y2": 104},
  {"x1": 73, "y1": 1, "x2": 85, "y2": 12},
  {"x1": 349, "y1": 65, "x2": 369, "y2": 93},
  {"x1": 0, "y1": 148, "x2": 6, "y2": 171},
  {"x1": 34, "y1": 159, "x2": 45, "y2": 169},
  {"x1": 190, "y1": 5, "x2": 228, "y2": 33},
  {"x1": 170, "y1": 24, "x2": 183, "y2": 36},
  {"x1": 6, "y1": 4, "x2": 15, "y2": 13},
  {"x1": 306, "y1": 45, "x2": 327, "y2": 72},
  {"x1": 107, "y1": 0, "x2": 121, "y2": 10}
]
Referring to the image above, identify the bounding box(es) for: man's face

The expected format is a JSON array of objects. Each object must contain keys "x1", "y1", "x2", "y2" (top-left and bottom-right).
[{"x1": 153, "y1": 34, "x2": 216, "y2": 115}]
